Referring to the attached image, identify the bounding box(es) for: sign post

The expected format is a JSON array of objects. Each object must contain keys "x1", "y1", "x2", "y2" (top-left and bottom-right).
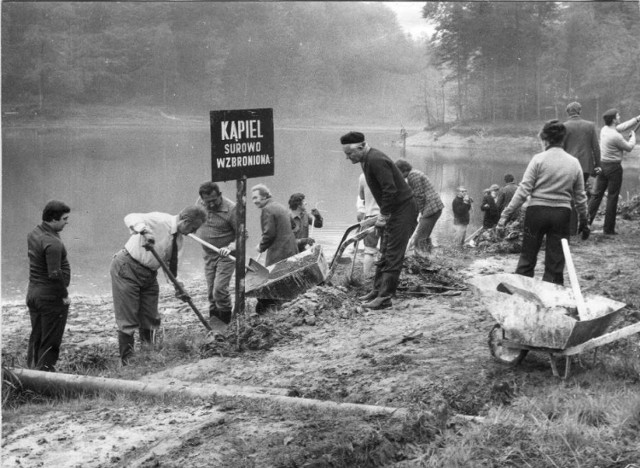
[{"x1": 210, "y1": 108, "x2": 274, "y2": 334}]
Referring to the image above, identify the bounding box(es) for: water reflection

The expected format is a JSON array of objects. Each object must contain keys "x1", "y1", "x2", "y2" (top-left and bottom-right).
[{"x1": 3, "y1": 124, "x2": 639, "y2": 301}]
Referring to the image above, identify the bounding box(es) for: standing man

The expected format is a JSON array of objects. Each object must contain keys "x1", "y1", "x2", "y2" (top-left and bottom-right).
[
  {"x1": 563, "y1": 101, "x2": 601, "y2": 234},
  {"x1": 251, "y1": 184, "x2": 298, "y2": 314},
  {"x1": 196, "y1": 182, "x2": 237, "y2": 326},
  {"x1": 340, "y1": 131, "x2": 418, "y2": 310},
  {"x1": 26, "y1": 200, "x2": 71, "y2": 372},
  {"x1": 288, "y1": 192, "x2": 323, "y2": 253},
  {"x1": 357, "y1": 173, "x2": 381, "y2": 279},
  {"x1": 452, "y1": 187, "x2": 472, "y2": 247},
  {"x1": 496, "y1": 174, "x2": 519, "y2": 221},
  {"x1": 110, "y1": 206, "x2": 206, "y2": 365},
  {"x1": 588, "y1": 109, "x2": 639, "y2": 235},
  {"x1": 395, "y1": 159, "x2": 444, "y2": 256}
]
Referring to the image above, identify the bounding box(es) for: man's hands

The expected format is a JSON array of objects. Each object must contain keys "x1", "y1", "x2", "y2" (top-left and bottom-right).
[
  {"x1": 593, "y1": 166, "x2": 602, "y2": 176},
  {"x1": 142, "y1": 235, "x2": 155, "y2": 251},
  {"x1": 578, "y1": 219, "x2": 590, "y2": 240},
  {"x1": 63, "y1": 297, "x2": 71, "y2": 305},
  {"x1": 374, "y1": 214, "x2": 389, "y2": 236},
  {"x1": 218, "y1": 242, "x2": 235, "y2": 257}
]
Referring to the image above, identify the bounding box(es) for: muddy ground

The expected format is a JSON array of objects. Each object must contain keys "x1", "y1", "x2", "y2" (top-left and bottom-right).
[{"x1": 3, "y1": 214, "x2": 640, "y2": 467}]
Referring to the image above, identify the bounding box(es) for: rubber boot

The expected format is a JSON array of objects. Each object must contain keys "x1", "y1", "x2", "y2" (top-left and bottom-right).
[
  {"x1": 362, "y1": 253, "x2": 376, "y2": 279},
  {"x1": 359, "y1": 267, "x2": 382, "y2": 301},
  {"x1": 362, "y1": 272, "x2": 397, "y2": 309},
  {"x1": 139, "y1": 328, "x2": 155, "y2": 351},
  {"x1": 217, "y1": 309, "x2": 232, "y2": 325},
  {"x1": 361, "y1": 296, "x2": 392, "y2": 310},
  {"x1": 358, "y1": 289, "x2": 378, "y2": 301},
  {"x1": 118, "y1": 331, "x2": 135, "y2": 366}
]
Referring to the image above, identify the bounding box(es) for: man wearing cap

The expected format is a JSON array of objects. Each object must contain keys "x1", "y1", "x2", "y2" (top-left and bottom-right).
[
  {"x1": 340, "y1": 132, "x2": 418, "y2": 310},
  {"x1": 588, "y1": 109, "x2": 640, "y2": 235},
  {"x1": 563, "y1": 101, "x2": 601, "y2": 234},
  {"x1": 395, "y1": 158, "x2": 443, "y2": 256},
  {"x1": 110, "y1": 206, "x2": 206, "y2": 365}
]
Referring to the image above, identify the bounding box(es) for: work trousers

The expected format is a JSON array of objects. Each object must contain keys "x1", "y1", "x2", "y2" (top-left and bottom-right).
[
  {"x1": 204, "y1": 253, "x2": 235, "y2": 314},
  {"x1": 452, "y1": 223, "x2": 468, "y2": 247},
  {"x1": 374, "y1": 197, "x2": 418, "y2": 296},
  {"x1": 588, "y1": 162, "x2": 623, "y2": 234},
  {"x1": 569, "y1": 173, "x2": 591, "y2": 235},
  {"x1": 110, "y1": 249, "x2": 161, "y2": 336},
  {"x1": 26, "y1": 290, "x2": 69, "y2": 371},
  {"x1": 362, "y1": 215, "x2": 380, "y2": 255},
  {"x1": 516, "y1": 205, "x2": 571, "y2": 285},
  {"x1": 414, "y1": 209, "x2": 442, "y2": 252}
]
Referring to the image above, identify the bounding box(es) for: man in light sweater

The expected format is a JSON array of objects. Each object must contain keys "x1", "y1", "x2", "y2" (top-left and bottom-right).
[
  {"x1": 498, "y1": 120, "x2": 588, "y2": 285},
  {"x1": 587, "y1": 108, "x2": 640, "y2": 235}
]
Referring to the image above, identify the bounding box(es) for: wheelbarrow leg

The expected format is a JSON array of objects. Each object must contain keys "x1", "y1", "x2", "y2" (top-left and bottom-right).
[
  {"x1": 548, "y1": 354, "x2": 560, "y2": 377},
  {"x1": 563, "y1": 356, "x2": 571, "y2": 380},
  {"x1": 549, "y1": 354, "x2": 572, "y2": 379}
]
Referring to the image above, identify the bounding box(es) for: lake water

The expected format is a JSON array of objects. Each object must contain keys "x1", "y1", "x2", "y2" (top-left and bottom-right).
[{"x1": 3, "y1": 123, "x2": 639, "y2": 301}]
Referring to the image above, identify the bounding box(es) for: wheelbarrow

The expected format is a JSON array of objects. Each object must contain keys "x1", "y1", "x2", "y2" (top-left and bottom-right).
[
  {"x1": 468, "y1": 273, "x2": 637, "y2": 378},
  {"x1": 245, "y1": 244, "x2": 328, "y2": 301}
]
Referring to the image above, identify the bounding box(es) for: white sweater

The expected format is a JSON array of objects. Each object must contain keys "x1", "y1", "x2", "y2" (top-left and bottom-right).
[{"x1": 501, "y1": 147, "x2": 588, "y2": 222}]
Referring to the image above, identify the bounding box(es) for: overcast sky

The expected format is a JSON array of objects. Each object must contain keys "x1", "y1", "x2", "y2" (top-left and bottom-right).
[{"x1": 383, "y1": 1, "x2": 434, "y2": 39}]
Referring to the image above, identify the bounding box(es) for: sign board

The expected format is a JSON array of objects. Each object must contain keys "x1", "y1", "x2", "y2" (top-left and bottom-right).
[{"x1": 210, "y1": 108, "x2": 274, "y2": 182}]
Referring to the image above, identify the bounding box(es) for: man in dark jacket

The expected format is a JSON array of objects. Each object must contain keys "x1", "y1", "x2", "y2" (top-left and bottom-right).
[
  {"x1": 340, "y1": 131, "x2": 418, "y2": 310},
  {"x1": 251, "y1": 184, "x2": 299, "y2": 314},
  {"x1": 563, "y1": 101, "x2": 601, "y2": 234},
  {"x1": 26, "y1": 200, "x2": 71, "y2": 372}
]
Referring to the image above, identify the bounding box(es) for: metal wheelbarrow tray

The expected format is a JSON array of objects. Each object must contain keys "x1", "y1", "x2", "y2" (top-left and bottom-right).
[
  {"x1": 245, "y1": 244, "x2": 328, "y2": 301},
  {"x1": 468, "y1": 273, "x2": 638, "y2": 378}
]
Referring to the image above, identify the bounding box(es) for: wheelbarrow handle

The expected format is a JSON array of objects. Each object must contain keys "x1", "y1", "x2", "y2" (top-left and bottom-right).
[{"x1": 141, "y1": 237, "x2": 212, "y2": 331}]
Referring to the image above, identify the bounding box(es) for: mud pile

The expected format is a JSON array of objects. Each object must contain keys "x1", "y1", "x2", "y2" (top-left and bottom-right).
[
  {"x1": 472, "y1": 219, "x2": 523, "y2": 254},
  {"x1": 620, "y1": 195, "x2": 640, "y2": 220}
]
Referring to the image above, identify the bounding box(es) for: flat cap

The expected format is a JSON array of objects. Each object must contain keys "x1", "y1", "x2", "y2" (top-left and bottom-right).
[{"x1": 340, "y1": 132, "x2": 365, "y2": 145}]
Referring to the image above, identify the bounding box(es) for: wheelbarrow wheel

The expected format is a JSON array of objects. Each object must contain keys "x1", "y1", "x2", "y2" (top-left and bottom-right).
[{"x1": 488, "y1": 324, "x2": 528, "y2": 365}]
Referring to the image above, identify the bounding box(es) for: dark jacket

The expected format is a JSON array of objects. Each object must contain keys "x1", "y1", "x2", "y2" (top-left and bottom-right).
[
  {"x1": 362, "y1": 147, "x2": 414, "y2": 216},
  {"x1": 563, "y1": 116, "x2": 601, "y2": 175},
  {"x1": 258, "y1": 199, "x2": 298, "y2": 266},
  {"x1": 480, "y1": 194, "x2": 500, "y2": 228},
  {"x1": 452, "y1": 197, "x2": 472, "y2": 225},
  {"x1": 27, "y1": 223, "x2": 70, "y2": 298}
]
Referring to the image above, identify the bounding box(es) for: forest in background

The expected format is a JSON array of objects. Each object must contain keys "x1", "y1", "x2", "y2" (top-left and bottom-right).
[{"x1": 2, "y1": 2, "x2": 640, "y2": 126}]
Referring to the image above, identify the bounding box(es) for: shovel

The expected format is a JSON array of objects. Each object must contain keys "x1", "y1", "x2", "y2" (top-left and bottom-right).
[
  {"x1": 187, "y1": 233, "x2": 269, "y2": 282},
  {"x1": 142, "y1": 242, "x2": 212, "y2": 331}
]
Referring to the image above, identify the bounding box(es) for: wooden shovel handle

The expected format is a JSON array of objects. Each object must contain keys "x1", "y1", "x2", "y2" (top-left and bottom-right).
[{"x1": 561, "y1": 238, "x2": 588, "y2": 320}]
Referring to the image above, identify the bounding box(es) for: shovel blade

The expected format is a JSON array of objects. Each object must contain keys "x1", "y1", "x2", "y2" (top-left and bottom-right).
[{"x1": 247, "y1": 258, "x2": 269, "y2": 281}]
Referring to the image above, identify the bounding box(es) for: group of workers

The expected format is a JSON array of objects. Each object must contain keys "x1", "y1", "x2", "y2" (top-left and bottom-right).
[{"x1": 24, "y1": 103, "x2": 639, "y2": 370}]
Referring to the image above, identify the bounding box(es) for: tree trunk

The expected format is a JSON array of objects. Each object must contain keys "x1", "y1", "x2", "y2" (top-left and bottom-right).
[{"x1": 12, "y1": 368, "x2": 410, "y2": 418}]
